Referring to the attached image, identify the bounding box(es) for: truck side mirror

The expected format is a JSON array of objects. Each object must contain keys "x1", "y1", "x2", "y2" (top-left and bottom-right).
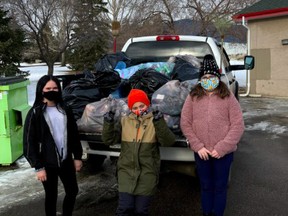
[{"x1": 244, "y1": 55, "x2": 255, "y2": 70}]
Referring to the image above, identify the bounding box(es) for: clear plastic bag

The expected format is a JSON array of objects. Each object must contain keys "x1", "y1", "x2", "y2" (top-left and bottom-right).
[
  {"x1": 77, "y1": 95, "x2": 130, "y2": 133},
  {"x1": 151, "y1": 80, "x2": 197, "y2": 116},
  {"x1": 116, "y1": 62, "x2": 175, "y2": 79}
]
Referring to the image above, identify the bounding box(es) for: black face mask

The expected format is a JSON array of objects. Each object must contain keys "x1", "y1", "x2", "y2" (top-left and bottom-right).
[{"x1": 42, "y1": 91, "x2": 61, "y2": 102}]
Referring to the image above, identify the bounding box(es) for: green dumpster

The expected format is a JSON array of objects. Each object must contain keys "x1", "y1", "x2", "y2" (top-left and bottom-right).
[{"x1": 0, "y1": 77, "x2": 31, "y2": 165}]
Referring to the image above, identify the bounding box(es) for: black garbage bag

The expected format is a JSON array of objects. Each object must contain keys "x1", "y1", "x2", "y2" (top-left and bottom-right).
[
  {"x1": 129, "y1": 68, "x2": 171, "y2": 99},
  {"x1": 62, "y1": 69, "x2": 122, "y2": 120},
  {"x1": 94, "y1": 52, "x2": 131, "y2": 72},
  {"x1": 62, "y1": 78, "x2": 103, "y2": 120},
  {"x1": 93, "y1": 69, "x2": 122, "y2": 97},
  {"x1": 169, "y1": 55, "x2": 201, "y2": 81},
  {"x1": 111, "y1": 79, "x2": 131, "y2": 99}
]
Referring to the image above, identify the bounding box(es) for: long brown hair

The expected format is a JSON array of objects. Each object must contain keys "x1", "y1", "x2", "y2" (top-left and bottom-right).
[{"x1": 190, "y1": 81, "x2": 230, "y2": 100}]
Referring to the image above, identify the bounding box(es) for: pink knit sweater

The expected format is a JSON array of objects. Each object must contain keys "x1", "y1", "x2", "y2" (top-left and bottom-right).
[{"x1": 180, "y1": 93, "x2": 244, "y2": 157}]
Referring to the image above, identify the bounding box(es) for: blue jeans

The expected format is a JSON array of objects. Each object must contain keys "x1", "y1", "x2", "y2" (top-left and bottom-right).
[
  {"x1": 116, "y1": 192, "x2": 153, "y2": 216},
  {"x1": 195, "y1": 152, "x2": 233, "y2": 216}
]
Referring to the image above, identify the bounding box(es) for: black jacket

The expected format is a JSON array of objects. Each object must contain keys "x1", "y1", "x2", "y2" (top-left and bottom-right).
[{"x1": 23, "y1": 103, "x2": 83, "y2": 170}]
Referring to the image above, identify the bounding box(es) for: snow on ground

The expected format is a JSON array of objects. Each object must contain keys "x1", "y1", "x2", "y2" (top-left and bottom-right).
[
  {"x1": 224, "y1": 42, "x2": 247, "y2": 56},
  {"x1": 241, "y1": 96, "x2": 288, "y2": 139},
  {"x1": 20, "y1": 63, "x2": 72, "y2": 105},
  {"x1": 246, "y1": 122, "x2": 288, "y2": 134},
  {"x1": 0, "y1": 157, "x2": 44, "y2": 212},
  {"x1": 224, "y1": 42, "x2": 248, "y2": 88},
  {"x1": 231, "y1": 59, "x2": 246, "y2": 87}
]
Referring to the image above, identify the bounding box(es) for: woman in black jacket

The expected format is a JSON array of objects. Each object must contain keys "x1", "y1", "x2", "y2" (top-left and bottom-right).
[{"x1": 23, "y1": 75, "x2": 83, "y2": 216}]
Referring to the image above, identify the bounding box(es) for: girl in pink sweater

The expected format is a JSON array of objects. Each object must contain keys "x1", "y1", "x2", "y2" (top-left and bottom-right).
[{"x1": 180, "y1": 54, "x2": 244, "y2": 216}]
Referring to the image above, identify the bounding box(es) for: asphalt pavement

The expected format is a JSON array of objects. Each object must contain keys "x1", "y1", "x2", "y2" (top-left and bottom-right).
[{"x1": 226, "y1": 96, "x2": 288, "y2": 216}]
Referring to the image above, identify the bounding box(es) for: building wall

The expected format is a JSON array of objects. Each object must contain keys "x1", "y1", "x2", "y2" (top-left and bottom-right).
[{"x1": 248, "y1": 16, "x2": 288, "y2": 97}]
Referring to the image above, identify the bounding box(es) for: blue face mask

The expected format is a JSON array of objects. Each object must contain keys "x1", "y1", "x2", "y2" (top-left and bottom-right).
[{"x1": 200, "y1": 77, "x2": 219, "y2": 91}]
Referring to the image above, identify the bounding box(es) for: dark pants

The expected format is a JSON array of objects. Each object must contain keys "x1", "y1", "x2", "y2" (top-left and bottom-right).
[
  {"x1": 42, "y1": 160, "x2": 78, "y2": 216},
  {"x1": 195, "y1": 152, "x2": 233, "y2": 216},
  {"x1": 116, "y1": 192, "x2": 153, "y2": 216}
]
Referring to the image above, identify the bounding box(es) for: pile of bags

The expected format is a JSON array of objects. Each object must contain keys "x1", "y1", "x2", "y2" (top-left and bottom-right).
[{"x1": 64, "y1": 52, "x2": 201, "y2": 135}]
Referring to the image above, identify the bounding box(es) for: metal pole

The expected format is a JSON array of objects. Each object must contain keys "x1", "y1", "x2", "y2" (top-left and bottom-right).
[
  {"x1": 112, "y1": 20, "x2": 120, "y2": 53},
  {"x1": 113, "y1": 36, "x2": 117, "y2": 53},
  {"x1": 240, "y1": 16, "x2": 250, "y2": 97}
]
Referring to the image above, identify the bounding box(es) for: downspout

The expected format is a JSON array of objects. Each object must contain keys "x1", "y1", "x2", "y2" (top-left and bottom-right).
[
  {"x1": 240, "y1": 16, "x2": 251, "y2": 97},
  {"x1": 240, "y1": 16, "x2": 261, "y2": 97}
]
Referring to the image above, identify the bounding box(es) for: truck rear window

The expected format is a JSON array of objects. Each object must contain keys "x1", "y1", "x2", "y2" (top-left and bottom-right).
[{"x1": 124, "y1": 41, "x2": 213, "y2": 64}]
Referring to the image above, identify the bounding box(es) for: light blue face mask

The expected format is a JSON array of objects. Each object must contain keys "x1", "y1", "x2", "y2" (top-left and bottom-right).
[{"x1": 200, "y1": 77, "x2": 220, "y2": 91}]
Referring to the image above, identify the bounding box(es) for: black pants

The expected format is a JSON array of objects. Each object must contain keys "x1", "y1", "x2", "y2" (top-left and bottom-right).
[
  {"x1": 116, "y1": 192, "x2": 153, "y2": 216},
  {"x1": 42, "y1": 160, "x2": 78, "y2": 216}
]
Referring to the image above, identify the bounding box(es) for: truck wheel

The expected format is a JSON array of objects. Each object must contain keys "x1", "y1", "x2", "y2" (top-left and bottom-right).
[
  {"x1": 161, "y1": 161, "x2": 197, "y2": 177},
  {"x1": 234, "y1": 81, "x2": 239, "y2": 101},
  {"x1": 86, "y1": 154, "x2": 106, "y2": 173}
]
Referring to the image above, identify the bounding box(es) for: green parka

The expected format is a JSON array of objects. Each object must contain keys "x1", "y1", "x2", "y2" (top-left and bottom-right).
[{"x1": 102, "y1": 111, "x2": 175, "y2": 196}]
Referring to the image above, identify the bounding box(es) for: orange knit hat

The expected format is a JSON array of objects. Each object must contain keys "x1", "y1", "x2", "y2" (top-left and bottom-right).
[{"x1": 127, "y1": 89, "x2": 150, "y2": 109}]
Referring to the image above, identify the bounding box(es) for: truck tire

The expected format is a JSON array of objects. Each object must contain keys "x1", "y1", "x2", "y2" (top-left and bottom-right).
[
  {"x1": 86, "y1": 154, "x2": 106, "y2": 173},
  {"x1": 234, "y1": 81, "x2": 239, "y2": 101}
]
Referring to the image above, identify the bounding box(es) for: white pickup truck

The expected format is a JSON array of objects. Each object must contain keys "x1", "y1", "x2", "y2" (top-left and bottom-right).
[{"x1": 65, "y1": 35, "x2": 254, "y2": 175}]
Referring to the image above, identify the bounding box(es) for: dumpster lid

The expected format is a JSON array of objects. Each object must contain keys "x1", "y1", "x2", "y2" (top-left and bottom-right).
[{"x1": 0, "y1": 77, "x2": 27, "y2": 85}]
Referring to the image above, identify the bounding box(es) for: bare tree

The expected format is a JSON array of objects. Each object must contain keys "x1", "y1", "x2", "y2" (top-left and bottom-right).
[
  {"x1": 103, "y1": 0, "x2": 186, "y2": 50},
  {"x1": 185, "y1": 0, "x2": 259, "y2": 36},
  {"x1": 102, "y1": 0, "x2": 139, "y2": 51},
  {"x1": 141, "y1": 0, "x2": 187, "y2": 34},
  {"x1": 106, "y1": 0, "x2": 139, "y2": 22},
  {"x1": 5, "y1": 0, "x2": 76, "y2": 75},
  {"x1": 4, "y1": 0, "x2": 259, "y2": 65}
]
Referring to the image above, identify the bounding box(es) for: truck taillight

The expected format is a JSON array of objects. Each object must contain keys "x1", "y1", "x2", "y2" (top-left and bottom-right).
[{"x1": 156, "y1": 35, "x2": 180, "y2": 41}]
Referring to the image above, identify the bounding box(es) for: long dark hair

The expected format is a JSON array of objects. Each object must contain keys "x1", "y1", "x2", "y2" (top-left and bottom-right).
[
  {"x1": 33, "y1": 75, "x2": 64, "y2": 108},
  {"x1": 190, "y1": 81, "x2": 230, "y2": 100}
]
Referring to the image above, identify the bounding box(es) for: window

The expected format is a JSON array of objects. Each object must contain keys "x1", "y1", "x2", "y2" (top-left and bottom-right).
[{"x1": 125, "y1": 41, "x2": 213, "y2": 64}]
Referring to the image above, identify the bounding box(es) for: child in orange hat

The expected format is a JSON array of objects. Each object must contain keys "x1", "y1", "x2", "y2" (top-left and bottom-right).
[{"x1": 102, "y1": 88, "x2": 175, "y2": 216}]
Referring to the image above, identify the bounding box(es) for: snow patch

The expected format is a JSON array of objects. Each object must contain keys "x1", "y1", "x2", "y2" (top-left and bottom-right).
[
  {"x1": 246, "y1": 121, "x2": 288, "y2": 134},
  {"x1": 19, "y1": 64, "x2": 72, "y2": 105},
  {"x1": 224, "y1": 42, "x2": 247, "y2": 56}
]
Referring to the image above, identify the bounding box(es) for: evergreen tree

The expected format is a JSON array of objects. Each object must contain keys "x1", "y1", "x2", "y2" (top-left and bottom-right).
[
  {"x1": 67, "y1": 0, "x2": 110, "y2": 71},
  {"x1": 0, "y1": 7, "x2": 26, "y2": 76}
]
